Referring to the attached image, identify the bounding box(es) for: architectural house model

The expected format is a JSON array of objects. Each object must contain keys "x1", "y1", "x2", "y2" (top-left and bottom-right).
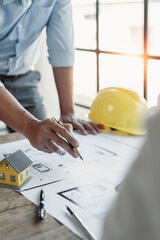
[{"x1": 0, "y1": 149, "x2": 33, "y2": 189}]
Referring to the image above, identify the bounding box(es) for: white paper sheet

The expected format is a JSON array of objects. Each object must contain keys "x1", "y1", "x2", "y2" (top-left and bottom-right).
[
  {"x1": 0, "y1": 132, "x2": 145, "y2": 191},
  {"x1": 22, "y1": 176, "x2": 118, "y2": 240},
  {"x1": 0, "y1": 132, "x2": 145, "y2": 239}
]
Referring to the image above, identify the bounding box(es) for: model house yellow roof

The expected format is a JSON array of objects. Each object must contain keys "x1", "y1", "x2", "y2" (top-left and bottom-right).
[{"x1": 0, "y1": 150, "x2": 32, "y2": 173}]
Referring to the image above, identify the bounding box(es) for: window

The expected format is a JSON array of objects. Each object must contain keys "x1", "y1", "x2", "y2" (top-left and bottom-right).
[
  {"x1": 26, "y1": 169, "x2": 29, "y2": 177},
  {"x1": 5, "y1": 163, "x2": 9, "y2": 169},
  {"x1": 72, "y1": 0, "x2": 160, "y2": 109},
  {"x1": 20, "y1": 173, "x2": 23, "y2": 182},
  {"x1": 10, "y1": 175, "x2": 16, "y2": 183},
  {"x1": 0, "y1": 173, "x2": 5, "y2": 181}
]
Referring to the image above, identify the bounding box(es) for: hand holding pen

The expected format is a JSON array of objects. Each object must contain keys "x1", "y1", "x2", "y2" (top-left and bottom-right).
[
  {"x1": 25, "y1": 116, "x2": 81, "y2": 158},
  {"x1": 52, "y1": 117, "x2": 83, "y2": 160}
]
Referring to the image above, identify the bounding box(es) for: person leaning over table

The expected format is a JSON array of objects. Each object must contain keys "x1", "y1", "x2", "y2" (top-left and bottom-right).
[
  {"x1": 102, "y1": 110, "x2": 160, "y2": 240},
  {"x1": 0, "y1": 0, "x2": 100, "y2": 156}
]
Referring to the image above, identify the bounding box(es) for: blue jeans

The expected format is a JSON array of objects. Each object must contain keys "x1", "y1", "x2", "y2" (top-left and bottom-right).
[{"x1": 2, "y1": 71, "x2": 47, "y2": 132}]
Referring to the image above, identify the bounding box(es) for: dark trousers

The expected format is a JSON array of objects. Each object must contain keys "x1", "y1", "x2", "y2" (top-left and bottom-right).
[{"x1": 1, "y1": 71, "x2": 47, "y2": 132}]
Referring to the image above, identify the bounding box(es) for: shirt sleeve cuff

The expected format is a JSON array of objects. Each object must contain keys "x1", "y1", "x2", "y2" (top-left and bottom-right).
[
  {"x1": 0, "y1": 81, "x2": 4, "y2": 87},
  {"x1": 48, "y1": 51, "x2": 74, "y2": 67}
]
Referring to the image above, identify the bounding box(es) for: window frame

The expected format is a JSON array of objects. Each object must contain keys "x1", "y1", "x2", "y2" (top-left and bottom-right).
[
  {"x1": 0, "y1": 173, "x2": 5, "y2": 181},
  {"x1": 26, "y1": 169, "x2": 29, "y2": 177},
  {"x1": 20, "y1": 173, "x2": 23, "y2": 182},
  {"x1": 74, "y1": 0, "x2": 158, "y2": 109},
  {"x1": 5, "y1": 162, "x2": 9, "y2": 169},
  {"x1": 10, "y1": 175, "x2": 16, "y2": 183}
]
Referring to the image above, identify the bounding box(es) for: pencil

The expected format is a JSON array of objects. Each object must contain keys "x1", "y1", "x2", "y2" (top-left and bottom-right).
[
  {"x1": 66, "y1": 206, "x2": 95, "y2": 240},
  {"x1": 52, "y1": 117, "x2": 83, "y2": 160}
]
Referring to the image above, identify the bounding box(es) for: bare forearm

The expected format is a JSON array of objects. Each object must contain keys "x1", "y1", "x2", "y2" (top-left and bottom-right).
[
  {"x1": 0, "y1": 87, "x2": 36, "y2": 135},
  {"x1": 52, "y1": 66, "x2": 100, "y2": 135},
  {"x1": 0, "y1": 87, "x2": 79, "y2": 157},
  {"x1": 53, "y1": 66, "x2": 74, "y2": 115}
]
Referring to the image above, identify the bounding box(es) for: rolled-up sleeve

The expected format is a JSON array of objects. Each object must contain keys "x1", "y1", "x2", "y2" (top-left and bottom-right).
[{"x1": 46, "y1": 0, "x2": 74, "y2": 67}]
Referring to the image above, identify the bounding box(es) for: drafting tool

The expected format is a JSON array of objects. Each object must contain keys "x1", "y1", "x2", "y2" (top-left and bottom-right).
[
  {"x1": 66, "y1": 206, "x2": 95, "y2": 240},
  {"x1": 52, "y1": 117, "x2": 83, "y2": 160},
  {"x1": 38, "y1": 189, "x2": 47, "y2": 220}
]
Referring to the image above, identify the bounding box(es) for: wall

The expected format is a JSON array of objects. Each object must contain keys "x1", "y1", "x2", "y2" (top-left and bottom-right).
[{"x1": 35, "y1": 29, "x2": 60, "y2": 119}]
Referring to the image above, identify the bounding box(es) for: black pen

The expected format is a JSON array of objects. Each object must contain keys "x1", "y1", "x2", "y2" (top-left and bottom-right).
[
  {"x1": 66, "y1": 206, "x2": 95, "y2": 240},
  {"x1": 38, "y1": 189, "x2": 47, "y2": 220},
  {"x1": 52, "y1": 117, "x2": 83, "y2": 160}
]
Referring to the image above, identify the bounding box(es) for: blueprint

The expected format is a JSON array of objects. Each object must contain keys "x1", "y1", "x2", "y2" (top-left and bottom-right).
[
  {"x1": 0, "y1": 131, "x2": 146, "y2": 239},
  {"x1": 0, "y1": 132, "x2": 145, "y2": 191}
]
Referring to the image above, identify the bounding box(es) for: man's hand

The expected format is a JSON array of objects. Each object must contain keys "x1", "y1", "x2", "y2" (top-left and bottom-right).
[
  {"x1": 53, "y1": 67, "x2": 100, "y2": 135},
  {"x1": 24, "y1": 118, "x2": 80, "y2": 157},
  {"x1": 60, "y1": 113, "x2": 100, "y2": 135},
  {"x1": 0, "y1": 87, "x2": 80, "y2": 157}
]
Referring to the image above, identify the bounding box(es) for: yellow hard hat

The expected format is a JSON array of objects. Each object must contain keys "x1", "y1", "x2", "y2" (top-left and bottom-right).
[{"x1": 89, "y1": 87, "x2": 149, "y2": 135}]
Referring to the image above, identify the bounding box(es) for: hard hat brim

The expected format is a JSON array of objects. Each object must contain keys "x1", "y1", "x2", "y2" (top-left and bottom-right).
[{"x1": 107, "y1": 124, "x2": 147, "y2": 136}]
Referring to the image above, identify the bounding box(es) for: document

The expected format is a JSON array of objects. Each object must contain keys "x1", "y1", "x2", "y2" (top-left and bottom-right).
[
  {"x1": 22, "y1": 176, "x2": 118, "y2": 240},
  {"x1": 0, "y1": 132, "x2": 145, "y2": 191},
  {"x1": 0, "y1": 131, "x2": 145, "y2": 239}
]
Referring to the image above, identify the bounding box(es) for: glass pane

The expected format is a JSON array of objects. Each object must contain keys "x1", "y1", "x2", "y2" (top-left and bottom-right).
[
  {"x1": 72, "y1": 0, "x2": 95, "y2": 4},
  {"x1": 99, "y1": 53, "x2": 144, "y2": 96},
  {"x1": 147, "y1": 59, "x2": 160, "y2": 107},
  {"x1": 99, "y1": 1, "x2": 144, "y2": 53},
  {"x1": 148, "y1": 1, "x2": 160, "y2": 55},
  {"x1": 74, "y1": 51, "x2": 97, "y2": 106},
  {"x1": 100, "y1": 0, "x2": 143, "y2": 2},
  {"x1": 72, "y1": 0, "x2": 96, "y2": 49}
]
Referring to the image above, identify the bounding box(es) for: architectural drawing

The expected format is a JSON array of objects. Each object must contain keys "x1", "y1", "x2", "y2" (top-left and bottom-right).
[{"x1": 0, "y1": 132, "x2": 144, "y2": 191}]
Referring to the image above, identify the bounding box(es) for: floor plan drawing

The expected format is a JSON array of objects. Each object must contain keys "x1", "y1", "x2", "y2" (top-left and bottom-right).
[{"x1": 0, "y1": 132, "x2": 144, "y2": 191}]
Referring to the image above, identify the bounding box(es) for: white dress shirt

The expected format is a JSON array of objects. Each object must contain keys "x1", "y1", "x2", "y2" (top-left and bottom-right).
[{"x1": 102, "y1": 110, "x2": 160, "y2": 240}]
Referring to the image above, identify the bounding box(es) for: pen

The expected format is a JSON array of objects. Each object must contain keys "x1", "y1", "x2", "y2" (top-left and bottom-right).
[
  {"x1": 52, "y1": 117, "x2": 83, "y2": 160},
  {"x1": 66, "y1": 206, "x2": 95, "y2": 240},
  {"x1": 38, "y1": 189, "x2": 47, "y2": 220}
]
